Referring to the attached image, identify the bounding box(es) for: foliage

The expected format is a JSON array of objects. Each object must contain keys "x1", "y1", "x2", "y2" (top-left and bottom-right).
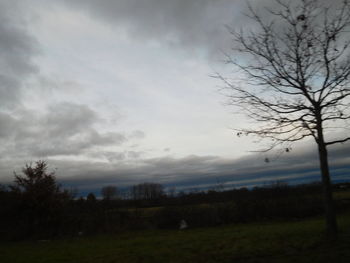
[
  {"x1": 86, "y1": 192, "x2": 97, "y2": 202},
  {"x1": 1, "y1": 161, "x2": 71, "y2": 239}
]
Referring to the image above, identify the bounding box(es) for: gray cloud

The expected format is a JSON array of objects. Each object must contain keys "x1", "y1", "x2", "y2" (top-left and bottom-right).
[
  {"x1": 90, "y1": 150, "x2": 145, "y2": 162},
  {"x1": 0, "y1": 136, "x2": 348, "y2": 195},
  {"x1": 59, "y1": 0, "x2": 347, "y2": 59},
  {"x1": 0, "y1": 0, "x2": 39, "y2": 108},
  {"x1": 12, "y1": 142, "x2": 344, "y2": 195},
  {"x1": 61, "y1": 0, "x2": 246, "y2": 57},
  {"x1": 128, "y1": 130, "x2": 145, "y2": 140},
  {"x1": 0, "y1": 102, "x2": 129, "y2": 158},
  {"x1": 44, "y1": 102, "x2": 98, "y2": 138}
]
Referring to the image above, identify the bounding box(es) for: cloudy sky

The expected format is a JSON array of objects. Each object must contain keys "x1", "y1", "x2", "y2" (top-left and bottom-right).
[{"x1": 1, "y1": 0, "x2": 349, "y2": 195}]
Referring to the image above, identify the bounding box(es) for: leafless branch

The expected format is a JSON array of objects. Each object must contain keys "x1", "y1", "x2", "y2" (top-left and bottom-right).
[{"x1": 221, "y1": 0, "x2": 350, "y2": 152}]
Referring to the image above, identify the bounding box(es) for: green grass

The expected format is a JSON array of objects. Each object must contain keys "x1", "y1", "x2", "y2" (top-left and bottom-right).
[
  {"x1": 1, "y1": 213, "x2": 350, "y2": 263},
  {"x1": 334, "y1": 190, "x2": 350, "y2": 200}
]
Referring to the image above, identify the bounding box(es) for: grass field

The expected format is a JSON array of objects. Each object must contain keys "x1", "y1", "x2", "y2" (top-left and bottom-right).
[{"x1": 1, "y1": 213, "x2": 350, "y2": 263}]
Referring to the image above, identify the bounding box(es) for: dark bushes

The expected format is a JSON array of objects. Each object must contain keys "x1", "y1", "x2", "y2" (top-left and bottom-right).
[{"x1": 1, "y1": 172, "x2": 349, "y2": 240}]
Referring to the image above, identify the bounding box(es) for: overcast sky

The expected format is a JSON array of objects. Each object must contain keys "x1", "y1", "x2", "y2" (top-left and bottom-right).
[{"x1": 0, "y1": 0, "x2": 349, "y2": 195}]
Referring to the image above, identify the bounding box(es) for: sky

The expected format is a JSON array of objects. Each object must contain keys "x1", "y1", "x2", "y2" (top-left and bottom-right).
[{"x1": 0, "y1": 0, "x2": 349, "y2": 196}]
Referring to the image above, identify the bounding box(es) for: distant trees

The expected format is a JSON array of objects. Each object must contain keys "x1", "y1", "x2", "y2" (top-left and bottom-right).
[
  {"x1": 1, "y1": 160, "x2": 350, "y2": 240},
  {"x1": 167, "y1": 186, "x2": 177, "y2": 198},
  {"x1": 101, "y1": 185, "x2": 119, "y2": 200},
  {"x1": 87, "y1": 192, "x2": 97, "y2": 202},
  {"x1": 131, "y1": 183, "x2": 165, "y2": 200}
]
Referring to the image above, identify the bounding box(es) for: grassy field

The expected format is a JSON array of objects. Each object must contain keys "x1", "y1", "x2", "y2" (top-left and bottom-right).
[{"x1": 1, "y1": 213, "x2": 350, "y2": 263}]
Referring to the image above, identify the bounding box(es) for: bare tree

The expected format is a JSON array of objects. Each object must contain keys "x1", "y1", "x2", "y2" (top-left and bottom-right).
[
  {"x1": 219, "y1": 0, "x2": 350, "y2": 239},
  {"x1": 167, "y1": 186, "x2": 177, "y2": 198},
  {"x1": 101, "y1": 185, "x2": 119, "y2": 201},
  {"x1": 131, "y1": 183, "x2": 164, "y2": 200}
]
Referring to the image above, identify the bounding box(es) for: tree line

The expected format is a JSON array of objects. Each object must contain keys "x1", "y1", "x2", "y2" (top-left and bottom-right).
[
  {"x1": 1, "y1": 161, "x2": 350, "y2": 241},
  {"x1": 89, "y1": 182, "x2": 165, "y2": 201}
]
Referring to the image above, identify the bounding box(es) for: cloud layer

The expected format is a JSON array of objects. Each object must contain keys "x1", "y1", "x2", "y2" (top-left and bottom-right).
[
  {"x1": 0, "y1": 102, "x2": 132, "y2": 158},
  {"x1": 40, "y1": 142, "x2": 350, "y2": 196},
  {"x1": 61, "y1": 0, "x2": 346, "y2": 57},
  {"x1": 0, "y1": 0, "x2": 349, "y2": 196},
  {"x1": 61, "y1": 0, "x2": 247, "y2": 58},
  {"x1": 0, "y1": 0, "x2": 39, "y2": 108}
]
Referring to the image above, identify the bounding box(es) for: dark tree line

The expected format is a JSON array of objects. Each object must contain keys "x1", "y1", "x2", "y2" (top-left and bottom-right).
[
  {"x1": 1, "y1": 161, "x2": 350, "y2": 241},
  {"x1": 0, "y1": 161, "x2": 166, "y2": 240},
  {"x1": 130, "y1": 182, "x2": 165, "y2": 200}
]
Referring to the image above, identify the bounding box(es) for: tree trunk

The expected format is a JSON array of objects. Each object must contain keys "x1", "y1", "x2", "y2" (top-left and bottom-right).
[{"x1": 316, "y1": 118, "x2": 338, "y2": 240}]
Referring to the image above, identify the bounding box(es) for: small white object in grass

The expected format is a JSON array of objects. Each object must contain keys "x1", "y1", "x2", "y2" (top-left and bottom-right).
[{"x1": 179, "y1": 219, "x2": 188, "y2": 230}]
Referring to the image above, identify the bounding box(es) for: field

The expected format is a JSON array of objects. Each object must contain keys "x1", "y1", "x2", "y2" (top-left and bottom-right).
[{"x1": 1, "y1": 212, "x2": 350, "y2": 263}]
